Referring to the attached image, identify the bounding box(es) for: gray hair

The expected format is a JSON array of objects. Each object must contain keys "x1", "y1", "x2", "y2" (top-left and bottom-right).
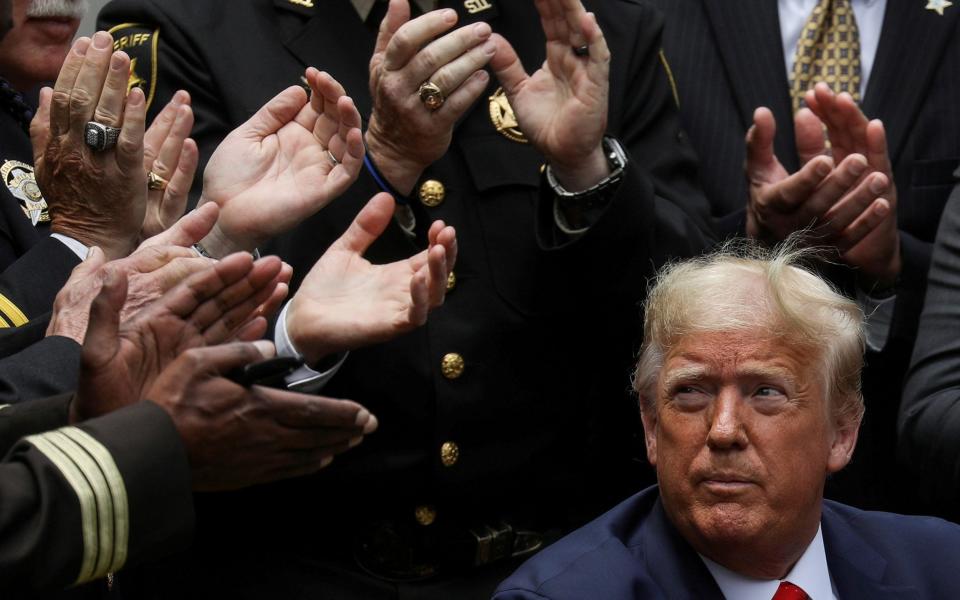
[{"x1": 633, "y1": 240, "x2": 865, "y2": 426}]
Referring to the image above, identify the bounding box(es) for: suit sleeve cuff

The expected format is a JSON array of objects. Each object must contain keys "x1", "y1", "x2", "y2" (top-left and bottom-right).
[{"x1": 274, "y1": 302, "x2": 347, "y2": 392}]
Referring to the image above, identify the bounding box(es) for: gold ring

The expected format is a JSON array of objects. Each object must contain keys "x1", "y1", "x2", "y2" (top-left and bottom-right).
[
  {"x1": 418, "y1": 81, "x2": 445, "y2": 111},
  {"x1": 147, "y1": 170, "x2": 169, "y2": 191}
]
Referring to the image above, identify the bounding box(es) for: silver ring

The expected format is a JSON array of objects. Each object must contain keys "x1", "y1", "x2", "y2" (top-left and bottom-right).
[
  {"x1": 326, "y1": 150, "x2": 340, "y2": 167},
  {"x1": 84, "y1": 121, "x2": 121, "y2": 152}
]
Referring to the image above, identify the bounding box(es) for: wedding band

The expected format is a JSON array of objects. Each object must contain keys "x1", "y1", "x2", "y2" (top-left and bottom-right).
[
  {"x1": 147, "y1": 170, "x2": 168, "y2": 191},
  {"x1": 418, "y1": 81, "x2": 445, "y2": 111},
  {"x1": 84, "y1": 121, "x2": 121, "y2": 152},
  {"x1": 327, "y1": 150, "x2": 340, "y2": 167},
  {"x1": 573, "y1": 45, "x2": 590, "y2": 57}
]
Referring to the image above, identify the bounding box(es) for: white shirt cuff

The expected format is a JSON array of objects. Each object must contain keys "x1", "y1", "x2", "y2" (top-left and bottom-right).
[
  {"x1": 274, "y1": 302, "x2": 347, "y2": 392},
  {"x1": 50, "y1": 233, "x2": 89, "y2": 261},
  {"x1": 856, "y1": 287, "x2": 896, "y2": 353}
]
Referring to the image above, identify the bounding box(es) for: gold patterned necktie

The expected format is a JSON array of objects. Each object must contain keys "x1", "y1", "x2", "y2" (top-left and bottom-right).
[{"x1": 790, "y1": 0, "x2": 862, "y2": 113}]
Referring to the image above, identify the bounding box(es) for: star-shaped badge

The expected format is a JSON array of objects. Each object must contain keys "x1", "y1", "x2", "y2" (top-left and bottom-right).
[{"x1": 926, "y1": 0, "x2": 952, "y2": 16}]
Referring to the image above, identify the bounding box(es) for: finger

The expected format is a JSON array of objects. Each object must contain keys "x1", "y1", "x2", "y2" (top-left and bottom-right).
[
  {"x1": 50, "y1": 37, "x2": 91, "y2": 137},
  {"x1": 325, "y1": 126, "x2": 365, "y2": 193},
  {"x1": 794, "y1": 108, "x2": 827, "y2": 165},
  {"x1": 158, "y1": 252, "x2": 257, "y2": 320},
  {"x1": 303, "y1": 68, "x2": 345, "y2": 135},
  {"x1": 533, "y1": 0, "x2": 562, "y2": 42},
  {"x1": 559, "y1": 0, "x2": 590, "y2": 48},
  {"x1": 408, "y1": 267, "x2": 430, "y2": 326},
  {"x1": 140, "y1": 201, "x2": 219, "y2": 249},
  {"x1": 233, "y1": 316, "x2": 268, "y2": 342},
  {"x1": 81, "y1": 266, "x2": 129, "y2": 370},
  {"x1": 426, "y1": 244, "x2": 447, "y2": 307},
  {"x1": 189, "y1": 255, "x2": 282, "y2": 328},
  {"x1": 262, "y1": 389, "x2": 374, "y2": 430},
  {"x1": 92, "y1": 51, "x2": 131, "y2": 128},
  {"x1": 243, "y1": 86, "x2": 308, "y2": 139},
  {"x1": 763, "y1": 155, "x2": 833, "y2": 213},
  {"x1": 383, "y1": 8, "x2": 458, "y2": 71},
  {"x1": 116, "y1": 87, "x2": 146, "y2": 173},
  {"x1": 421, "y1": 34, "x2": 496, "y2": 100},
  {"x1": 820, "y1": 172, "x2": 889, "y2": 235},
  {"x1": 836, "y1": 92, "x2": 868, "y2": 148},
  {"x1": 187, "y1": 342, "x2": 273, "y2": 377},
  {"x1": 489, "y1": 33, "x2": 530, "y2": 97},
  {"x1": 71, "y1": 245, "x2": 109, "y2": 279},
  {"x1": 254, "y1": 281, "x2": 289, "y2": 322},
  {"x1": 152, "y1": 104, "x2": 194, "y2": 180},
  {"x1": 200, "y1": 261, "x2": 287, "y2": 344},
  {"x1": 30, "y1": 87, "x2": 54, "y2": 166},
  {"x1": 329, "y1": 193, "x2": 395, "y2": 254},
  {"x1": 865, "y1": 119, "x2": 894, "y2": 179},
  {"x1": 372, "y1": 0, "x2": 411, "y2": 60},
  {"x1": 437, "y1": 225, "x2": 457, "y2": 270},
  {"x1": 143, "y1": 90, "x2": 189, "y2": 168},
  {"x1": 434, "y1": 69, "x2": 489, "y2": 120},
  {"x1": 582, "y1": 12, "x2": 611, "y2": 79},
  {"x1": 160, "y1": 138, "x2": 198, "y2": 227},
  {"x1": 745, "y1": 107, "x2": 780, "y2": 178},
  {"x1": 836, "y1": 199, "x2": 891, "y2": 253},
  {"x1": 68, "y1": 31, "x2": 115, "y2": 137},
  {"x1": 405, "y1": 21, "x2": 491, "y2": 84},
  {"x1": 804, "y1": 154, "x2": 868, "y2": 217}
]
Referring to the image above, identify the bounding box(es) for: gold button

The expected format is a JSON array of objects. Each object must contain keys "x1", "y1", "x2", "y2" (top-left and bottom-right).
[
  {"x1": 441, "y1": 353, "x2": 465, "y2": 379},
  {"x1": 539, "y1": 164, "x2": 546, "y2": 174},
  {"x1": 414, "y1": 505, "x2": 437, "y2": 526},
  {"x1": 446, "y1": 271, "x2": 457, "y2": 292},
  {"x1": 440, "y1": 441, "x2": 460, "y2": 467},
  {"x1": 419, "y1": 179, "x2": 446, "y2": 207}
]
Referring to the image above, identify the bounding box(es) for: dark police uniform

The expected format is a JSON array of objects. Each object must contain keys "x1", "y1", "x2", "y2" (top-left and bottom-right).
[
  {"x1": 99, "y1": 0, "x2": 715, "y2": 597},
  {"x1": 0, "y1": 396, "x2": 194, "y2": 597},
  {"x1": 0, "y1": 82, "x2": 51, "y2": 272}
]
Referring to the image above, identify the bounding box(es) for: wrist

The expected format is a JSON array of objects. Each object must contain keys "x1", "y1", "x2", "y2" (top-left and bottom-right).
[
  {"x1": 50, "y1": 222, "x2": 136, "y2": 260},
  {"x1": 364, "y1": 128, "x2": 425, "y2": 197},
  {"x1": 547, "y1": 144, "x2": 610, "y2": 193},
  {"x1": 198, "y1": 218, "x2": 251, "y2": 259},
  {"x1": 286, "y1": 297, "x2": 334, "y2": 366}
]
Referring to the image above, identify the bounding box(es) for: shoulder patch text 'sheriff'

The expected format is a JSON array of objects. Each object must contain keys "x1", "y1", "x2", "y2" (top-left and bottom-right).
[{"x1": 107, "y1": 23, "x2": 160, "y2": 111}]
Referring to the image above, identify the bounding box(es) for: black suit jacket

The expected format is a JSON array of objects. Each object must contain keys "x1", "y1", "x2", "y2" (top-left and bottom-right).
[
  {"x1": 900, "y1": 175, "x2": 960, "y2": 519},
  {"x1": 98, "y1": 0, "x2": 714, "y2": 593},
  {"x1": 651, "y1": 0, "x2": 960, "y2": 512},
  {"x1": 495, "y1": 486, "x2": 960, "y2": 599}
]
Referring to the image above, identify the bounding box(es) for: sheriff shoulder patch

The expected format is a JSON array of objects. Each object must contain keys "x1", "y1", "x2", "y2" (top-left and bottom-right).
[
  {"x1": 107, "y1": 23, "x2": 160, "y2": 111},
  {"x1": 1, "y1": 160, "x2": 48, "y2": 226}
]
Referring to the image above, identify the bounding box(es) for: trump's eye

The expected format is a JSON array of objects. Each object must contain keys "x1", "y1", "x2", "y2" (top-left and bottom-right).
[
  {"x1": 754, "y1": 386, "x2": 783, "y2": 397},
  {"x1": 669, "y1": 385, "x2": 710, "y2": 410}
]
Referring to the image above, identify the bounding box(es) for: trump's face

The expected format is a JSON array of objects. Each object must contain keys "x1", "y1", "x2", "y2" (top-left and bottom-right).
[{"x1": 641, "y1": 330, "x2": 858, "y2": 578}]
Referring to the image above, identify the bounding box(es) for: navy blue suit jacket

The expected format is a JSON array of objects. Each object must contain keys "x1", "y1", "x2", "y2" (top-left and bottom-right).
[{"x1": 494, "y1": 486, "x2": 960, "y2": 599}]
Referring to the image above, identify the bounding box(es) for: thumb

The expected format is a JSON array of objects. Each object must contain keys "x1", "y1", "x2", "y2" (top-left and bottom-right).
[
  {"x1": 330, "y1": 193, "x2": 395, "y2": 255},
  {"x1": 243, "y1": 86, "x2": 308, "y2": 139},
  {"x1": 745, "y1": 107, "x2": 781, "y2": 181},
  {"x1": 139, "y1": 202, "x2": 219, "y2": 250},
  {"x1": 794, "y1": 108, "x2": 828, "y2": 165},
  {"x1": 82, "y1": 266, "x2": 129, "y2": 369},
  {"x1": 29, "y1": 87, "x2": 53, "y2": 167}
]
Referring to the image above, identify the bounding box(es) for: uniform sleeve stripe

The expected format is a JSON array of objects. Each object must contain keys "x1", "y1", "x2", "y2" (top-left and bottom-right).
[
  {"x1": 47, "y1": 430, "x2": 115, "y2": 582},
  {"x1": 60, "y1": 427, "x2": 129, "y2": 574},
  {"x1": 25, "y1": 433, "x2": 99, "y2": 583},
  {"x1": 0, "y1": 293, "x2": 27, "y2": 326}
]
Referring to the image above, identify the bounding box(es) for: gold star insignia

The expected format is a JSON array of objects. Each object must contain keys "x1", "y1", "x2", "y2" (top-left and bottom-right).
[
  {"x1": 127, "y1": 58, "x2": 145, "y2": 93},
  {"x1": 926, "y1": 0, "x2": 953, "y2": 16}
]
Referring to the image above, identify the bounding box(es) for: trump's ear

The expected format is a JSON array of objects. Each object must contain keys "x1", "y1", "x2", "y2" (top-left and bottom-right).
[
  {"x1": 826, "y1": 413, "x2": 861, "y2": 474},
  {"x1": 639, "y1": 396, "x2": 658, "y2": 467}
]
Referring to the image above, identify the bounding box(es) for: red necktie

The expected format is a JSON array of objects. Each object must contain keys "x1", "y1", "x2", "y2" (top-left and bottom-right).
[{"x1": 773, "y1": 581, "x2": 810, "y2": 600}]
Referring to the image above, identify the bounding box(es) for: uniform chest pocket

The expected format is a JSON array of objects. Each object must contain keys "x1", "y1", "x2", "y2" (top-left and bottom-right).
[{"x1": 459, "y1": 135, "x2": 555, "y2": 316}]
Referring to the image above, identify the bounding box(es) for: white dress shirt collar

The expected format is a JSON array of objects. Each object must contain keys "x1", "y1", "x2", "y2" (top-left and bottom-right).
[{"x1": 699, "y1": 525, "x2": 838, "y2": 600}]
